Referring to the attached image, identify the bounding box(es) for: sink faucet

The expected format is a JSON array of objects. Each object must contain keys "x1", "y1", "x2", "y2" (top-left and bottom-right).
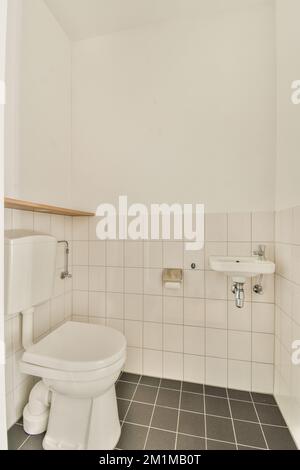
[{"x1": 253, "y1": 244, "x2": 266, "y2": 261}]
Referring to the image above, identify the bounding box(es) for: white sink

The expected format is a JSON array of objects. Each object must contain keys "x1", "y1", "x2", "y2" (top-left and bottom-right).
[{"x1": 209, "y1": 256, "x2": 275, "y2": 283}]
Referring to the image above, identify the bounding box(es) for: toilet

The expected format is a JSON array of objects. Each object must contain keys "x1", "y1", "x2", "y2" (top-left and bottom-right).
[{"x1": 5, "y1": 230, "x2": 126, "y2": 450}]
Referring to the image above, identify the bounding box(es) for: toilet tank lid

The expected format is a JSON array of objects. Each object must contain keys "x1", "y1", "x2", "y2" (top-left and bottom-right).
[{"x1": 5, "y1": 230, "x2": 57, "y2": 244}]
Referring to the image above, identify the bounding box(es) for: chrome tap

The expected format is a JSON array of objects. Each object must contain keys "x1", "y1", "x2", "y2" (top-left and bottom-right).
[{"x1": 253, "y1": 244, "x2": 266, "y2": 261}]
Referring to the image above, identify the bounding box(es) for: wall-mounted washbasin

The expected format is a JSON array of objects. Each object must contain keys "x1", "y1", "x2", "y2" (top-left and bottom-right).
[
  {"x1": 209, "y1": 249, "x2": 275, "y2": 309},
  {"x1": 209, "y1": 255, "x2": 275, "y2": 282}
]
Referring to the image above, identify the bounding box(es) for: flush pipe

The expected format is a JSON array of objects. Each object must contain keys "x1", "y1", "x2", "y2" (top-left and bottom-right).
[
  {"x1": 20, "y1": 308, "x2": 52, "y2": 434},
  {"x1": 21, "y1": 307, "x2": 35, "y2": 349},
  {"x1": 23, "y1": 381, "x2": 52, "y2": 435}
]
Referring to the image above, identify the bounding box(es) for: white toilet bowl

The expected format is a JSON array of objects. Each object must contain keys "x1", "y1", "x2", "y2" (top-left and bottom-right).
[{"x1": 20, "y1": 321, "x2": 126, "y2": 450}]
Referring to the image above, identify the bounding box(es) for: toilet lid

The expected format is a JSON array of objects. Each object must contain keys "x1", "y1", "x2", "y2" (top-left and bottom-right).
[{"x1": 22, "y1": 321, "x2": 127, "y2": 372}]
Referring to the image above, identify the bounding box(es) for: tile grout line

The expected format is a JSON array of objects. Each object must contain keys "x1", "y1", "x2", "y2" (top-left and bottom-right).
[
  {"x1": 143, "y1": 378, "x2": 162, "y2": 450},
  {"x1": 118, "y1": 379, "x2": 279, "y2": 406},
  {"x1": 17, "y1": 434, "x2": 31, "y2": 450},
  {"x1": 119, "y1": 375, "x2": 142, "y2": 436},
  {"x1": 120, "y1": 420, "x2": 267, "y2": 450},
  {"x1": 174, "y1": 380, "x2": 183, "y2": 450},
  {"x1": 203, "y1": 388, "x2": 207, "y2": 449},
  {"x1": 226, "y1": 388, "x2": 238, "y2": 450},
  {"x1": 251, "y1": 394, "x2": 269, "y2": 450},
  {"x1": 117, "y1": 390, "x2": 289, "y2": 428}
]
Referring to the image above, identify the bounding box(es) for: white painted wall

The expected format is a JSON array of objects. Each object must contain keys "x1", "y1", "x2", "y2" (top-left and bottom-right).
[
  {"x1": 72, "y1": 1, "x2": 276, "y2": 213},
  {"x1": 0, "y1": 0, "x2": 8, "y2": 451},
  {"x1": 275, "y1": 0, "x2": 300, "y2": 210},
  {"x1": 274, "y1": 0, "x2": 300, "y2": 449},
  {"x1": 5, "y1": 0, "x2": 72, "y2": 208}
]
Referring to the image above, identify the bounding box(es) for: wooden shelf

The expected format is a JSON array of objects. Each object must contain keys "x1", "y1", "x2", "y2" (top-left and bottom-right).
[{"x1": 4, "y1": 198, "x2": 95, "y2": 217}]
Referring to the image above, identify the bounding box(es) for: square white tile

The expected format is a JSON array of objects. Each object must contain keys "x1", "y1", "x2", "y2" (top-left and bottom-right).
[
  {"x1": 228, "y1": 330, "x2": 251, "y2": 361},
  {"x1": 184, "y1": 355, "x2": 205, "y2": 383},
  {"x1": 164, "y1": 324, "x2": 183, "y2": 353},
  {"x1": 124, "y1": 294, "x2": 143, "y2": 321},
  {"x1": 163, "y1": 352, "x2": 183, "y2": 381},
  {"x1": 184, "y1": 298, "x2": 205, "y2": 327},
  {"x1": 106, "y1": 292, "x2": 124, "y2": 319},
  {"x1": 124, "y1": 320, "x2": 143, "y2": 348},
  {"x1": 144, "y1": 295, "x2": 163, "y2": 323},
  {"x1": 106, "y1": 241, "x2": 124, "y2": 267},
  {"x1": 124, "y1": 241, "x2": 144, "y2": 267},
  {"x1": 124, "y1": 267, "x2": 143, "y2": 294},
  {"x1": 205, "y1": 357, "x2": 227, "y2": 388},
  {"x1": 106, "y1": 267, "x2": 123, "y2": 293},
  {"x1": 206, "y1": 300, "x2": 227, "y2": 329},
  {"x1": 206, "y1": 328, "x2": 227, "y2": 358},
  {"x1": 184, "y1": 270, "x2": 205, "y2": 298},
  {"x1": 228, "y1": 213, "x2": 251, "y2": 242},
  {"x1": 89, "y1": 241, "x2": 106, "y2": 266},
  {"x1": 89, "y1": 266, "x2": 106, "y2": 292},
  {"x1": 184, "y1": 326, "x2": 204, "y2": 355},
  {"x1": 163, "y1": 296, "x2": 183, "y2": 324},
  {"x1": 252, "y1": 333, "x2": 274, "y2": 364},
  {"x1": 143, "y1": 349, "x2": 163, "y2": 377},
  {"x1": 144, "y1": 322, "x2": 163, "y2": 350},
  {"x1": 205, "y1": 214, "x2": 227, "y2": 242}
]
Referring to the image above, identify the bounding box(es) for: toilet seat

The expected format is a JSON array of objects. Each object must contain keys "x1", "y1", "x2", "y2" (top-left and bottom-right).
[
  {"x1": 20, "y1": 354, "x2": 125, "y2": 382},
  {"x1": 21, "y1": 321, "x2": 126, "y2": 376}
]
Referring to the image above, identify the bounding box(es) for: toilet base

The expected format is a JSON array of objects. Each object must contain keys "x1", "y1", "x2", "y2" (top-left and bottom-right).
[{"x1": 42, "y1": 385, "x2": 121, "y2": 450}]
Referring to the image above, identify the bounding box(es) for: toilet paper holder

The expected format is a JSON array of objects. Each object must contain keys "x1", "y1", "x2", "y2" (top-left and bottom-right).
[{"x1": 162, "y1": 268, "x2": 183, "y2": 283}]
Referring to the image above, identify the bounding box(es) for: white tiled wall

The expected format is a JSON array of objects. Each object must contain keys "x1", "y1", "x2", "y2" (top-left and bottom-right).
[
  {"x1": 4, "y1": 209, "x2": 73, "y2": 429},
  {"x1": 274, "y1": 206, "x2": 300, "y2": 445},
  {"x1": 72, "y1": 211, "x2": 275, "y2": 393}
]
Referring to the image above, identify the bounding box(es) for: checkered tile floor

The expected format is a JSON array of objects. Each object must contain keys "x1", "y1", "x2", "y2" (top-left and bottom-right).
[{"x1": 8, "y1": 373, "x2": 297, "y2": 450}]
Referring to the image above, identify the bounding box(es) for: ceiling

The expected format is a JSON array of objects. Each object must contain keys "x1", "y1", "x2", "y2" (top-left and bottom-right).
[{"x1": 44, "y1": 0, "x2": 269, "y2": 42}]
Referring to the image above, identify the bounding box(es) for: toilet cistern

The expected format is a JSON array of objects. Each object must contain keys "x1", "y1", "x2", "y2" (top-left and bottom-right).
[{"x1": 209, "y1": 246, "x2": 275, "y2": 308}]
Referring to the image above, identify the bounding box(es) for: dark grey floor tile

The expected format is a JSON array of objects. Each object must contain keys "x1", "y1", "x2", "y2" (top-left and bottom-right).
[
  {"x1": 238, "y1": 445, "x2": 265, "y2": 450},
  {"x1": 255, "y1": 404, "x2": 286, "y2": 426},
  {"x1": 182, "y1": 382, "x2": 204, "y2": 395},
  {"x1": 262, "y1": 425, "x2": 297, "y2": 450},
  {"x1": 205, "y1": 396, "x2": 230, "y2": 418},
  {"x1": 134, "y1": 385, "x2": 158, "y2": 404},
  {"x1": 181, "y1": 392, "x2": 204, "y2": 413},
  {"x1": 156, "y1": 388, "x2": 180, "y2": 408},
  {"x1": 178, "y1": 411, "x2": 205, "y2": 437},
  {"x1": 19, "y1": 434, "x2": 45, "y2": 450},
  {"x1": 151, "y1": 406, "x2": 178, "y2": 432},
  {"x1": 140, "y1": 376, "x2": 160, "y2": 387},
  {"x1": 126, "y1": 402, "x2": 154, "y2": 426},
  {"x1": 117, "y1": 423, "x2": 148, "y2": 450},
  {"x1": 230, "y1": 400, "x2": 258, "y2": 422},
  {"x1": 251, "y1": 392, "x2": 277, "y2": 405},
  {"x1": 120, "y1": 372, "x2": 141, "y2": 383},
  {"x1": 177, "y1": 434, "x2": 205, "y2": 450},
  {"x1": 116, "y1": 381, "x2": 137, "y2": 400},
  {"x1": 205, "y1": 385, "x2": 227, "y2": 398},
  {"x1": 207, "y1": 439, "x2": 236, "y2": 450},
  {"x1": 228, "y1": 389, "x2": 251, "y2": 402},
  {"x1": 145, "y1": 429, "x2": 176, "y2": 450},
  {"x1": 160, "y1": 378, "x2": 181, "y2": 390},
  {"x1": 234, "y1": 420, "x2": 266, "y2": 448},
  {"x1": 206, "y1": 416, "x2": 235, "y2": 443},
  {"x1": 117, "y1": 399, "x2": 131, "y2": 420},
  {"x1": 8, "y1": 425, "x2": 29, "y2": 450}
]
